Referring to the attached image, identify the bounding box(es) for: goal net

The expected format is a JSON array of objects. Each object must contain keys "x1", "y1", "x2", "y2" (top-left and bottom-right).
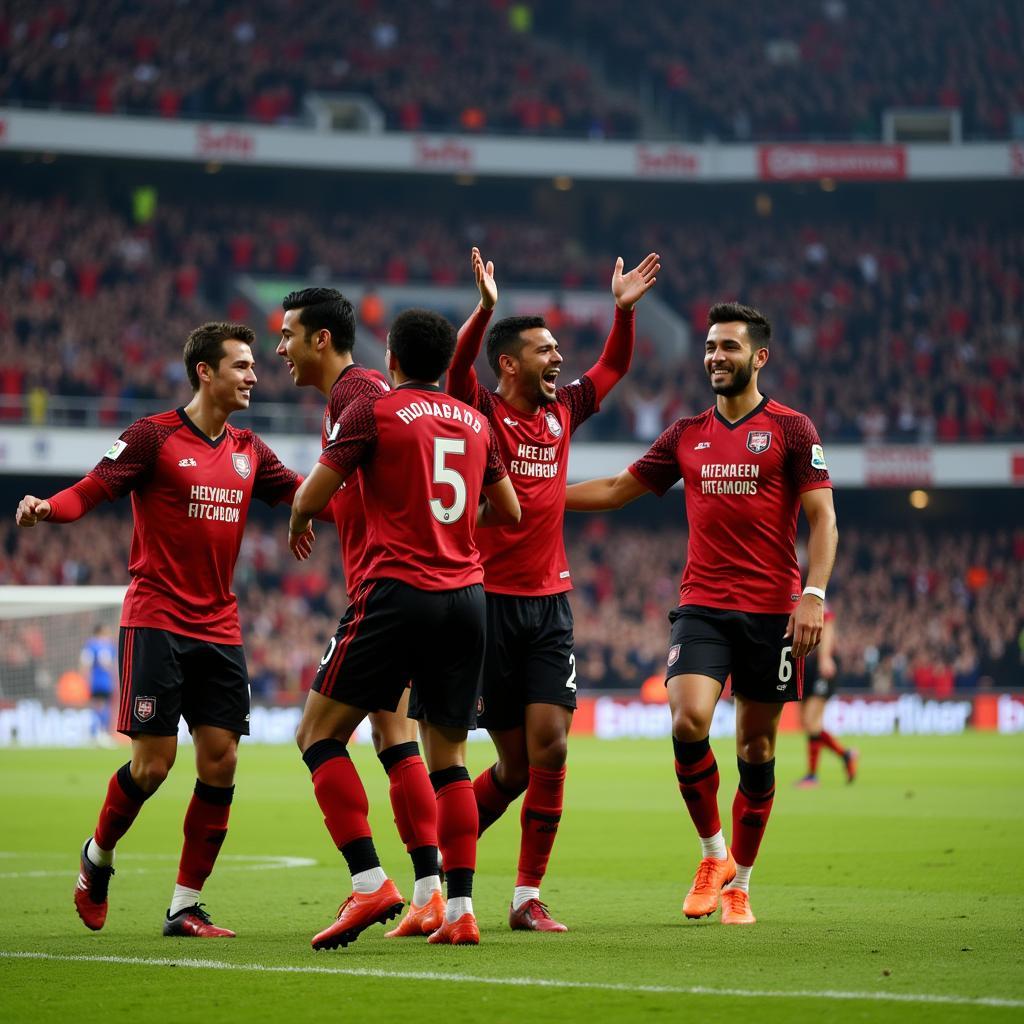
[{"x1": 0, "y1": 586, "x2": 126, "y2": 704}]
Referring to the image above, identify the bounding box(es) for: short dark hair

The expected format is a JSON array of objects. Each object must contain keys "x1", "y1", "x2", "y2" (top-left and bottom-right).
[
  {"x1": 183, "y1": 322, "x2": 255, "y2": 391},
  {"x1": 485, "y1": 315, "x2": 546, "y2": 377},
  {"x1": 387, "y1": 308, "x2": 456, "y2": 382},
  {"x1": 707, "y1": 302, "x2": 771, "y2": 349},
  {"x1": 282, "y1": 287, "x2": 356, "y2": 355}
]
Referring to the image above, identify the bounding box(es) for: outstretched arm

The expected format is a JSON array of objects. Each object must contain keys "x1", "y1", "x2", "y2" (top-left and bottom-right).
[
  {"x1": 16, "y1": 476, "x2": 108, "y2": 526},
  {"x1": 585, "y1": 252, "x2": 660, "y2": 401},
  {"x1": 448, "y1": 246, "x2": 497, "y2": 403},
  {"x1": 564, "y1": 468, "x2": 651, "y2": 512}
]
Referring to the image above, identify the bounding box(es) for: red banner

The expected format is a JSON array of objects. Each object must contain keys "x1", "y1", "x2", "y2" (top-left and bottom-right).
[{"x1": 759, "y1": 144, "x2": 906, "y2": 181}]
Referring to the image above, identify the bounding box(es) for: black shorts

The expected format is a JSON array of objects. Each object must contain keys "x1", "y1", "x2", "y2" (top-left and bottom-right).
[
  {"x1": 313, "y1": 579, "x2": 485, "y2": 730},
  {"x1": 477, "y1": 593, "x2": 577, "y2": 731},
  {"x1": 805, "y1": 654, "x2": 837, "y2": 699},
  {"x1": 665, "y1": 605, "x2": 804, "y2": 704},
  {"x1": 116, "y1": 627, "x2": 250, "y2": 736}
]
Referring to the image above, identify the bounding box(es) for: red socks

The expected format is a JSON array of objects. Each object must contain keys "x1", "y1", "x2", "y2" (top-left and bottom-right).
[
  {"x1": 473, "y1": 763, "x2": 526, "y2": 836},
  {"x1": 94, "y1": 762, "x2": 150, "y2": 850},
  {"x1": 807, "y1": 734, "x2": 823, "y2": 775},
  {"x1": 177, "y1": 780, "x2": 233, "y2": 890},
  {"x1": 302, "y1": 740, "x2": 373, "y2": 849},
  {"x1": 673, "y1": 737, "x2": 722, "y2": 838},
  {"x1": 379, "y1": 742, "x2": 437, "y2": 852},
  {"x1": 431, "y1": 766, "x2": 478, "y2": 872},
  {"x1": 516, "y1": 766, "x2": 565, "y2": 888},
  {"x1": 731, "y1": 757, "x2": 776, "y2": 866}
]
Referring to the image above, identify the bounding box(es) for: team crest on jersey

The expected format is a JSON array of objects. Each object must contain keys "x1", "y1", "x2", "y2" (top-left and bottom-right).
[
  {"x1": 104, "y1": 439, "x2": 127, "y2": 461},
  {"x1": 545, "y1": 412, "x2": 562, "y2": 437},
  {"x1": 231, "y1": 453, "x2": 251, "y2": 479},
  {"x1": 746, "y1": 430, "x2": 772, "y2": 454},
  {"x1": 811, "y1": 443, "x2": 828, "y2": 470},
  {"x1": 667, "y1": 644, "x2": 681, "y2": 667},
  {"x1": 134, "y1": 696, "x2": 156, "y2": 722}
]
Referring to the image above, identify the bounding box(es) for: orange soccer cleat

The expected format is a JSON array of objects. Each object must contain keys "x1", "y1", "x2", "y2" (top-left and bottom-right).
[
  {"x1": 74, "y1": 839, "x2": 114, "y2": 931},
  {"x1": 427, "y1": 912, "x2": 480, "y2": 945},
  {"x1": 311, "y1": 880, "x2": 404, "y2": 950},
  {"x1": 385, "y1": 890, "x2": 446, "y2": 937},
  {"x1": 509, "y1": 898, "x2": 568, "y2": 933},
  {"x1": 720, "y1": 887, "x2": 756, "y2": 925},
  {"x1": 682, "y1": 851, "x2": 736, "y2": 919}
]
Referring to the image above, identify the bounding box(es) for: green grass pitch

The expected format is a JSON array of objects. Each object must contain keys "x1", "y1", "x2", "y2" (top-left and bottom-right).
[{"x1": 1, "y1": 732, "x2": 1022, "y2": 1023}]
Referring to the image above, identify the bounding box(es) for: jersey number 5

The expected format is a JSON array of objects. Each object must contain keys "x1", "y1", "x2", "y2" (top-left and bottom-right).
[{"x1": 430, "y1": 437, "x2": 467, "y2": 524}]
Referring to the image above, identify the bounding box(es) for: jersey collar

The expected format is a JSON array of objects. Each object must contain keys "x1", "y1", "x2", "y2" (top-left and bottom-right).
[
  {"x1": 177, "y1": 407, "x2": 227, "y2": 448},
  {"x1": 394, "y1": 382, "x2": 441, "y2": 393},
  {"x1": 713, "y1": 394, "x2": 769, "y2": 431}
]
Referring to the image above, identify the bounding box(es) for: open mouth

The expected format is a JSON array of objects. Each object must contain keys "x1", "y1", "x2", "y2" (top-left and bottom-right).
[{"x1": 542, "y1": 369, "x2": 560, "y2": 387}]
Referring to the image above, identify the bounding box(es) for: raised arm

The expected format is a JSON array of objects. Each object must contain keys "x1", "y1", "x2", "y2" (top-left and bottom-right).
[
  {"x1": 785, "y1": 486, "x2": 839, "y2": 659},
  {"x1": 584, "y1": 252, "x2": 660, "y2": 402},
  {"x1": 564, "y1": 467, "x2": 651, "y2": 512},
  {"x1": 447, "y1": 246, "x2": 497, "y2": 403}
]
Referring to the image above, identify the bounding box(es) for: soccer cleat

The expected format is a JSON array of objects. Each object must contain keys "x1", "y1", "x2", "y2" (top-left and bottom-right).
[
  {"x1": 682, "y1": 851, "x2": 736, "y2": 919},
  {"x1": 428, "y1": 912, "x2": 480, "y2": 945},
  {"x1": 795, "y1": 774, "x2": 819, "y2": 788},
  {"x1": 311, "y1": 880, "x2": 404, "y2": 950},
  {"x1": 385, "y1": 890, "x2": 446, "y2": 937},
  {"x1": 844, "y1": 748, "x2": 859, "y2": 784},
  {"x1": 163, "y1": 904, "x2": 236, "y2": 937},
  {"x1": 721, "y1": 887, "x2": 756, "y2": 925},
  {"x1": 509, "y1": 898, "x2": 568, "y2": 933},
  {"x1": 74, "y1": 838, "x2": 114, "y2": 931}
]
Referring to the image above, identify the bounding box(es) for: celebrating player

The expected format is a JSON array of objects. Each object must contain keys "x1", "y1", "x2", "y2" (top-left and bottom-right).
[
  {"x1": 796, "y1": 607, "x2": 857, "y2": 786},
  {"x1": 278, "y1": 287, "x2": 446, "y2": 936},
  {"x1": 565, "y1": 302, "x2": 838, "y2": 925},
  {"x1": 16, "y1": 322, "x2": 315, "y2": 938},
  {"x1": 446, "y1": 246, "x2": 659, "y2": 932},
  {"x1": 288, "y1": 308, "x2": 519, "y2": 949}
]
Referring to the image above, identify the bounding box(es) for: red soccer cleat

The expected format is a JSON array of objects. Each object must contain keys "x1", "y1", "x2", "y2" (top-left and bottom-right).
[
  {"x1": 428, "y1": 912, "x2": 480, "y2": 945},
  {"x1": 162, "y1": 904, "x2": 236, "y2": 937},
  {"x1": 508, "y1": 898, "x2": 568, "y2": 933},
  {"x1": 682, "y1": 851, "x2": 736, "y2": 919},
  {"x1": 74, "y1": 838, "x2": 114, "y2": 932},
  {"x1": 844, "y1": 748, "x2": 859, "y2": 784},
  {"x1": 311, "y1": 880, "x2": 404, "y2": 950},
  {"x1": 795, "y1": 774, "x2": 819, "y2": 789},
  {"x1": 385, "y1": 890, "x2": 446, "y2": 937}
]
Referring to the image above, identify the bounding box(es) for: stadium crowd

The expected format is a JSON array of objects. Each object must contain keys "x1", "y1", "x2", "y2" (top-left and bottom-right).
[
  {"x1": 2, "y1": 188, "x2": 1023, "y2": 444},
  {"x1": 2, "y1": 512, "x2": 1021, "y2": 698},
  {"x1": 2, "y1": 1, "x2": 1021, "y2": 141}
]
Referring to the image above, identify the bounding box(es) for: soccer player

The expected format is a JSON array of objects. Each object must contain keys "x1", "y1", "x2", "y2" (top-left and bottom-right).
[
  {"x1": 447, "y1": 246, "x2": 660, "y2": 932},
  {"x1": 288, "y1": 308, "x2": 519, "y2": 949},
  {"x1": 16, "y1": 322, "x2": 315, "y2": 938},
  {"x1": 277, "y1": 287, "x2": 444, "y2": 937},
  {"x1": 796, "y1": 607, "x2": 857, "y2": 786},
  {"x1": 564, "y1": 302, "x2": 838, "y2": 925},
  {"x1": 80, "y1": 623, "x2": 117, "y2": 745}
]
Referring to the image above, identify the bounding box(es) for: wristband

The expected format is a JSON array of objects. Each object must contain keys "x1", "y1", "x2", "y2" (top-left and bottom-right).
[{"x1": 802, "y1": 586, "x2": 826, "y2": 601}]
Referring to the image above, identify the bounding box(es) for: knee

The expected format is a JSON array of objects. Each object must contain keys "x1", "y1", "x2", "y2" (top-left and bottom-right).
[
  {"x1": 671, "y1": 708, "x2": 709, "y2": 743},
  {"x1": 495, "y1": 757, "x2": 530, "y2": 794},
  {"x1": 133, "y1": 756, "x2": 173, "y2": 794},
  {"x1": 737, "y1": 734, "x2": 775, "y2": 764},
  {"x1": 200, "y1": 745, "x2": 238, "y2": 787},
  {"x1": 529, "y1": 734, "x2": 568, "y2": 772}
]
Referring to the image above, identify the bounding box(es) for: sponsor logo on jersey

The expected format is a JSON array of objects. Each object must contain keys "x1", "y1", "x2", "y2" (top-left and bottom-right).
[
  {"x1": 503, "y1": 416, "x2": 519, "y2": 427},
  {"x1": 104, "y1": 439, "x2": 128, "y2": 461},
  {"x1": 776, "y1": 683, "x2": 787, "y2": 691},
  {"x1": 694, "y1": 441, "x2": 711, "y2": 450},
  {"x1": 667, "y1": 644, "x2": 681, "y2": 667},
  {"x1": 134, "y1": 696, "x2": 156, "y2": 722},
  {"x1": 326, "y1": 421, "x2": 341, "y2": 442},
  {"x1": 545, "y1": 412, "x2": 563, "y2": 437},
  {"x1": 231, "y1": 453, "x2": 251, "y2": 479},
  {"x1": 746, "y1": 430, "x2": 772, "y2": 454},
  {"x1": 178, "y1": 457, "x2": 197, "y2": 468},
  {"x1": 811, "y1": 443, "x2": 828, "y2": 470}
]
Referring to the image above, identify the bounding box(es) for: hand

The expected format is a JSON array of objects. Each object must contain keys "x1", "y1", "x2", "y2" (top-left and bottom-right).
[
  {"x1": 471, "y1": 246, "x2": 497, "y2": 310},
  {"x1": 612, "y1": 252, "x2": 660, "y2": 310},
  {"x1": 819, "y1": 654, "x2": 837, "y2": 680},
  {"x1": 16, "y1": 495, "x2": 51, "y2": 527},
  {"x1": 784, "y1": 594, "x2": 824, "y2": 660},
  {"x1": 288, "y1": 523, "x2": 315, "y2": 561}
]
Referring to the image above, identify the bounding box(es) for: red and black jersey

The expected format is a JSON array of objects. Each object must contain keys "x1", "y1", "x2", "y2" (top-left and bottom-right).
[
  {"x1": 322, "y1": 364, "x2": 391, "y2": 599},
  {"x1": 88, "y1": 408, "x2": 298, "y2": 643},
  {"x1": 630, "y1": 396, "x2": 832, "y2": 614},
  {"x1": 319, "y1": 383, "x2": 507, "y2": 591},
  {"x1": 453, "y1": 378, "x2": 598, "y2": 596}
]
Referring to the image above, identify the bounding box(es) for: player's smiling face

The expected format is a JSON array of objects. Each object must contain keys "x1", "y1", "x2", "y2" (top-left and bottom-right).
[
  {"x1": 207, "y1": 339, "x2": 257, "y2": 411},
  {"x1": 513, "y1": 327, "x2": 562, "y2": 407},
  {"x1": 704, "y1": 322, "x2": 765, "y2": 397},
  {"x1": 277, "y1": 309, "x2": 319, "y2": 387}
]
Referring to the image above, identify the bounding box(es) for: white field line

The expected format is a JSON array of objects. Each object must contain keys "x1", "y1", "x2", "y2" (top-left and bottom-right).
[
  {"x1": 1, "y1": 952, "x2": 1021, "y2": 1009},
  {"x1": 0, "y1": 853, "x2": 315, "y2": 879}
]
